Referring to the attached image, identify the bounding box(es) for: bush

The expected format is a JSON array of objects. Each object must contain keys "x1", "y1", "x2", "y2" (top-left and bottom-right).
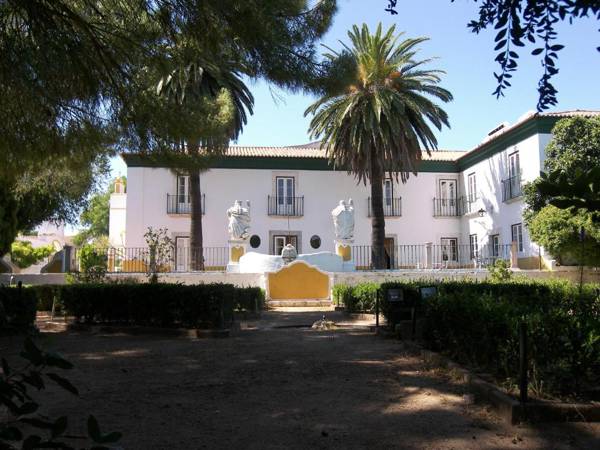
[
  {"x1": 332, "y1": 282, "x2": 379, "y2": 313},
  {"x1": 10, "y1": 240, "x2": 54, "y2": 268},
  {"x1": 32, "y1": 285, "x2": 61, "y2": 311},
  {"x1": 0, "y1": 286, "x2": 37, "y2": 334},
  {"x1": 78, "y1": 243, "x2": 108, "y2": 272},
  {"x1": 58, "y1": 283, "x2": 236, "y2": 329},
  {"x1": 380, "y1": 279, "x2": 600, "y2": 398},
  {"x1": 234, "y1": 287, "x2": 264, "y2": 312}
]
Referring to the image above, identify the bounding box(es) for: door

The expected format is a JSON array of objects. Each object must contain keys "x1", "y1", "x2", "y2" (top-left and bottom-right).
[
  {"x1": 276, "y1": 177, "x2": 295, "y2": 215},
  {"x1": 440, "y1": 238, "x2": 458, "y2": 264},
  {"x1": 175, "y1": 237, "x2": 190, "y2": 272},
  {"x1": 508, "y1": 151, "x2": 520, "y2": 196},
  {"x1": 467, "y1": 173, "x2": 477, "y2": 203},
  {"x1": 177, "y1": 175, "x2": 190, "y2": 214},
  {"x1": 273, "y1": 235, "x2": 298, "y2": 256},
  {"x1": 439, "y1": 179, "x2": 457, "y2": 215},
  {"x1": 384, "y1": 237, "x2": 395, "y2": 269}
]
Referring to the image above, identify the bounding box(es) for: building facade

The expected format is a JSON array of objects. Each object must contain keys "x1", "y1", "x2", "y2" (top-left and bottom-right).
[{"x1": 109, "y1": 110, "x2": 599, "y2": 271}]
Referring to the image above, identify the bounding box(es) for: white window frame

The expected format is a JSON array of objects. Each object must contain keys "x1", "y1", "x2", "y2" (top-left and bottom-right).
[
  {"x1": 511, "y1": 223, "x2": 524, "y2": 253},
  {"x1": 469, "y1": 234, "x2": 478, "y2": 260},
  {"x1": 467, "y1": 172, "x2": 477, "y2": 203},
  {"x1": 440, "y1": 237, "x2": 458, "y2": 262},
  {"x1": 490, "y1": 234, "x2": 500, "y2": 257},
  {"x1": 275, "y1": 176, "x2": 295, "y2": 215}
]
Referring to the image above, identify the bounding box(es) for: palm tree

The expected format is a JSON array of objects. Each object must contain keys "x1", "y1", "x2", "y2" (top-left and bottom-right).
[{"x1": 306, "y1": 23, "x2": 452, "y2": 269}]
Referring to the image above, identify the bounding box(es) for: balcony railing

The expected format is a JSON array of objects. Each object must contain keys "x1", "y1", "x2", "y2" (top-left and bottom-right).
[
  {"x1": 463, "y1": 196, "x2": 479, "y2": 215},
  {"x1": 502, "y1": 175, "x2": 522, "y2": 202},
  {"x1": 352, "y1": 244, "x2": 512, "y2": 270},
  {"x1": 433, "y1": 197, "x2": 464, "y2": 217},
  {"x1": 368, "y1": 197, "x2": 402, "y2": 217},
  {"x1": 167, "y1": 194, "x2": 205, "y2": 214},
  {"x1": 71, "y1": 246, "x2": 228, "y2": 273},
  {"x1": 267, "y1": 196, "x2": 304, "y2": 217}
]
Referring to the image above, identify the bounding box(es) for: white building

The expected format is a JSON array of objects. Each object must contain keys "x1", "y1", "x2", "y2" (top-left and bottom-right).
[{"x1": 110, "y1": 110, "x2": 600, "y2": 271}]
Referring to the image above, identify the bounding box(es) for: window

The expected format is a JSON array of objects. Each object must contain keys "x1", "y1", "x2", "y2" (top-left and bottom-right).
[
  {"x1": 310, "y1": 235, "x2": 321, "y2": 249},
  {"x1": 177, "y1": 175, "x2": 190, "y2": 204},
  {"x1": 276, "y1": 176, "x2": 295, "y2": 215},
  {"x1": 467, "y1": 173, "x2": 477, "y2": 203},
  {"x1": 469, "y1": 234, "x2": 478, "y2": 260},
  {"x1": 273, "y1": 235, "x2": 297, "y2": 256},
  {"x1": 440, "y1": 238, "x2": 458, "y2": 262},
  {"x1": 509, "y1": 151, "x2": 520, "y2": 179},
  {"x1": 384, "y1": 179, "x2": 393, "y2": 206},
  {"x1": 175, "y1": 236, "x2": 189, "y2": 272},
  {"x1": 489, "y1": 234, "x2": 500, "y2": 257},
  {"x1": 439, "y1": 179, "x2": 457, "y2": 204},
  {"x1": 511, "y1": 223, "x2": 524, "y2": 252},
  {"x1": 249, "y1": 235, "x2": 261, "y2": 249}
]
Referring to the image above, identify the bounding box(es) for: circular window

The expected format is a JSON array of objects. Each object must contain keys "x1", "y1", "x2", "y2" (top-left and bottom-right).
[
  {"x1": 250, "y1": 235, "x2": 261, "y2": 248},
  {"x1": 310, "y1": 235, "x2": 321, "y2": 249}
]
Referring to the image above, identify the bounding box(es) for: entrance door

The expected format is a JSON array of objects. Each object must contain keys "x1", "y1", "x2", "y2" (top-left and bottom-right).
[
  {"x1": 276, "y1": 177, "x2": 295, "y2": 215},
  {"x1": 176, "y1": 237, "x2": 190, "y2": 271},
  {"x1": 177, "y1": 175, "x2": 190, "y2": 214},
  {"x1": 439, "y1": 179, "x2": 457, "y2": 215},
  {"x1": 384, "y1": 237, "x2": 395, "y2": 269},
  {"x1": 273, "y1": 235, "x2": 298, "y2": 256},
  {"x1": 440, "y1": 238, "x2": 458, "y2": 264}
]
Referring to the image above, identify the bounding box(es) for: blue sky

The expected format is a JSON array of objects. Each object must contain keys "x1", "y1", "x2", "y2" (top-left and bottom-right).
[{"x1": 110, "y1": 0, "x2": 600, "y2": 176}]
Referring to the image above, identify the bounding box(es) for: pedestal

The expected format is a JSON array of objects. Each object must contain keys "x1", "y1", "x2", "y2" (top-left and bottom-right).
[
  {"x1": 227, "y1": 240, "x2": 248, "y2": 273},
  {"x1": 335, "y1": 240, "x2": 356, "y2": 271}
]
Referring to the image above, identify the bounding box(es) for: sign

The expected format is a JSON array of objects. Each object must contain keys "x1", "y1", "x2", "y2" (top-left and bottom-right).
[
  {"x1": 420, "y1": 286, "x2": 438, "y2": 300},
  {"x1": 387, "y1": 288, "x2": 403, "y2": 303}
]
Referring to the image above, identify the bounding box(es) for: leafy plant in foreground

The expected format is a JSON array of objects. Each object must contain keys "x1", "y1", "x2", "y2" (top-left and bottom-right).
[{"x1": 0, "y1": 338, "x2": 122, "y2": 449}]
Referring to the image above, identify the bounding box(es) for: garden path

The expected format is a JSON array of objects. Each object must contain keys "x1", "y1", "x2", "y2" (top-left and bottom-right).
[{"x1": 2, "y1": 313, "x2": 598, "y2": 449}]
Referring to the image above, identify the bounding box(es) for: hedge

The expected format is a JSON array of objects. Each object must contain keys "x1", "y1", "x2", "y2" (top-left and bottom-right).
[
  {"x1": 0, "y1": 286, "x2": 37, "y2": 334},
  {"x1": 234, "y1": 287, "x2": 265, "y2": 313},
  {"x1": 332, "y1": 283, "x2": 379, "y2": 313},
  {"x1": 378, "y1": 279, "x2": 600, "y2": 398}
]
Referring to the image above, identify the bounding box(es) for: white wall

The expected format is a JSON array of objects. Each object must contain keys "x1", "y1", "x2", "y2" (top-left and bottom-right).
[
  {"x1": 123, "y1": 167, "x2": 461, "y2": 252},
  {"x1": 109, "y1": 192, "x2": 127, "y2": 247}
]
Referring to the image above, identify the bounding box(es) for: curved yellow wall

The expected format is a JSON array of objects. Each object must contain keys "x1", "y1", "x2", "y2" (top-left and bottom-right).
[{"x1": 268, "y1": 261, "x2": 330, "y2": 300}]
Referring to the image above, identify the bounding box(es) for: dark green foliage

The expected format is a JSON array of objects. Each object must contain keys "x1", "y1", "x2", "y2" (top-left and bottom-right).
[
  {"x1": 332, "y1": 283, "x2": 379, "y2": 313},
  {"x1": 234, "y1": 287, "x2": 265, "y2": 313},
  {"x1": 59, "y1": 283, "x2": 236, "y2": 329},
  {"x1": 380, "y1": 279, "x2": 600, "y2": 398},
  {"x1": 0, "y1": 338, "x2": 122, "y2": 449},
  {"x1": 0, "y1": 286, "x2": 37, "y2": 334},
  {"x1": 0, "y1": 184, "x2": 18, "y2": 256},
  {"x1": 442, "y1": 1, "x2": 600, "y2": 110},
  {"x1": 78, "y1": 244, "x2": 108, "y2": 273}
]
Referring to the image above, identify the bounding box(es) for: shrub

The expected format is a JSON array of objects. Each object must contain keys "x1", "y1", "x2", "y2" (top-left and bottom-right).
[
  {"x1": 234, "y1": 287, "x2": 264, "y2": 312},
  {"x1": 58, "y1": 283, "x2": 236, "y2": 329},
  {"x1": 78, "y1": 243, "x2": 108, "y2": 272},
  {"x1": 487, "y1": 258, "x2": 512, "y2": 282},
  {"x1": 0, "y1": 286, "x2": 37, "y2": 334},
  {"x1": 32, "y1": 285, "x2": 61, "y2": 312},
  {"x1": 332, "y1": 282, "x2": 379, "y2": 313},
  {"x1": 380, "y1": 279, "x2": 600, "y2": 398},
  {"x1": 10, "y1": 240, "x2": 54, "y2": 268}
]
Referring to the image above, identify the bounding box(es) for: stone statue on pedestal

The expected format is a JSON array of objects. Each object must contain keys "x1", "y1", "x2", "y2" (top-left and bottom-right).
[
  {"x1": 331, "y1": 199, "x2": 355, "y2": 241},
  {"x1": 227, "y1": 200, "x2": 251, "y2": 241}
]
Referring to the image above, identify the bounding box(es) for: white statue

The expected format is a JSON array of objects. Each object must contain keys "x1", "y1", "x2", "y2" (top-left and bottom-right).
[
  {"x1": 332, "y1": 199, "x2": 355, "y2": 241},
  {"x1": 227, "y1": 200, "x2": 251, "y2": 240}
]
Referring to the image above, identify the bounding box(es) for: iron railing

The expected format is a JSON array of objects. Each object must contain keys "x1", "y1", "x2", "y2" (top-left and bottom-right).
[
  {"x1": 352, "y1": 243, "x2": 512, "y2": 270},
  {"x1": 433, "y1": 197, "x2": 464, "y2": 217},
  {"x1": 71, "y1": 246, "x2": 228, "y2": 273},
  {"x1": 267, "y1": 196, "x2": 304, "y2": 217},
  {"x1": 166, "y1": 194, "x2": 205, "y2": 214},
  {"x1": 502, "y1": 176, "x2": 522, "y2": 202},
  {"x1": 463, "y1": 196, "x2": 479, "y2": 215},
  {"x1": 368, "y1": 197, "x2": 402, "y2": 217}
]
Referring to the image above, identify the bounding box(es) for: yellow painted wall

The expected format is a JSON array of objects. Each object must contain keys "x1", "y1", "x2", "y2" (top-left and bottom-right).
[
  {"x1": 231, "y1": 246, "x2": 245, "y2": 263},
  {"x1": 336, "y1": 245, "x2": 352, "y2": 262},
  {"x1": 268, "y1": 261, "x2": 329, "y2": 300}
]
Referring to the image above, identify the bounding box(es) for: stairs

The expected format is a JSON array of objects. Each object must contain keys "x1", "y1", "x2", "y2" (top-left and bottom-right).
[{"x1": 268, "y1": 299, "x2": 333, "y2": 308}]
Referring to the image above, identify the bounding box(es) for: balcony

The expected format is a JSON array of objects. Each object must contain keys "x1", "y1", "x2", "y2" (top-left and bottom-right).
[
  {"x1": 267, "y1": 196, "x2": 304, "y2": 217},
  {"x1": 167, "y1": 194, "x2": 205, "y2": 215},
  {"x1": 463, "y1": 196, "x2": 479, "y2": 215},
  {"x1": 368, "y1": 197, "x2": 402, "y2": 217},
  {"x1": 502, "y1": 175, "x2": 522, "y2": 202},
  {"x1": 433, "y1": 197, "x2": 464, "y2": 217}
]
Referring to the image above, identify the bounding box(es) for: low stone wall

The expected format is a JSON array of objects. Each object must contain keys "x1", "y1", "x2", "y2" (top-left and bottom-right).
[{"x1": 2, "y1": 268, "x2": 598, "y2": 289}]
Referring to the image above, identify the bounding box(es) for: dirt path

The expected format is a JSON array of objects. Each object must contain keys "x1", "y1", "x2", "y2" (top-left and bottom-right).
[{"x1": 3, "y1": 311, "x2": 599, "y2": 449}]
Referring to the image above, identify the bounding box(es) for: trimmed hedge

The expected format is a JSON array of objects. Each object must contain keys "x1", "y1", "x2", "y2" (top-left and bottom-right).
[
  {"x1": 0, "y1": 286, "x2": 37, "y2": 334},
  {"x1": 234, "y1": 287, "x2": 265, "y2": 313},
  {"x1": 332, "y1": 283, "x2": 379, "y2": 313},
  {"x1": 379, "y1": 279, "x2": 600, "y2": 398},
  {"x1": 58, "y1": 283, "x2": 236, "y2": 328}
]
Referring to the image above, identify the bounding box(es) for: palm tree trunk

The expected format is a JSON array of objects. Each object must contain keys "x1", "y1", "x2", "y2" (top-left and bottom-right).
[
  {"x1": 189, "y1": 170, "x2": 204, "y2": 271},
  {"x1": 187, "y1": 142, "x2": 204, "y2": 271},
  {"x1": 370, "y1": 160, "x2": 386, "y2": 270}
]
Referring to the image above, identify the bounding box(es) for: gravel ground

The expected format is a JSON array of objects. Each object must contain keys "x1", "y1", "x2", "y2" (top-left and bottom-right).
[{"x1": 2, "y1": 311, "x2": 599, "y2": 449}]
